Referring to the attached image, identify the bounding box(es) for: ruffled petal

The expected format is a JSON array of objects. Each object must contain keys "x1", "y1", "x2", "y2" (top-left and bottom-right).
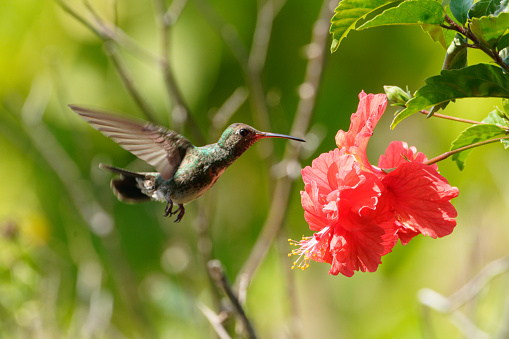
[
  {"x1": 302, "y1": 148, "x2": 349, "y2": 193},
  {"x1": 328, "y1": 217, "x2": 386, "y2": 276},
  {"x1": 378, "y1": 141, "x2": 437, "y2": 170},
  {"x1": 383, "y1": 162, "x2": 459, "y2": 239},
  {"x1": 340, "y1": 171, "x2": 382, "y2": 217},
  {"x1": 301, "y1": 181, "x2": 329, "y2": 231},
  {"x1": 336, "y1": 92, "x2": 387, "y2": 169}
]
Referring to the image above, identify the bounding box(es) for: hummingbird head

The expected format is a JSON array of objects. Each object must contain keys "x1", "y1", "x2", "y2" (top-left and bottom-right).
[{"x1": 218, "y1": 123, "x2": 305, "y2": 157}]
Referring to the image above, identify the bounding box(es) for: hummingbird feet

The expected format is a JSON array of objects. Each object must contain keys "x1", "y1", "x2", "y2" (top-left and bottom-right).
[
  {"x1": 173, "y1": 204, "x2": 185, "y2": 223},
  {"x1": 164, "y1": 199, "x2": 185, "y2": 222},
  {"x1": 164, "y1": 199, "x2": 174, "y2": 217}
]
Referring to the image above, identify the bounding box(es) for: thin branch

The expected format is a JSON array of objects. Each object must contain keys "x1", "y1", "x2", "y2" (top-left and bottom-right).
[
  {"x1": 103, "y1": 26, "x2": 160, "y2": 65},
  {"x1": 247, "y1": 0, "x2": 289, "y2": 125},
  {"x1": 278, "y1": 232, "x2": 303, "y2": 339},
  {"x1": 443, "y1": 13, "x2": 509, "y2": 73},
  {"x1": 64, "y1": 0, "x2": 159, "y2": 64},
  {"x1": 442, "y1": 13, "x2": 464, "y2": 34},
  {"x1": 418, "y1": 256, "x2": 509, "y2": 339},
  {"x1": 86, "y1": 2, "x2": 159, "y2": 121},
  {"x1": 246, "y1": 0, "x2": 281, "y2": 134},
  {"x1": 194, "y1": 196, "x2": 223, "y2": 312},
  {"x1": 55, "y1": 0, "x2": 105, "y2": 39},
  {"x1": 248, "y1": 0, "x2": 287, "y2": 73},
  {"x1": 448, "y1": 256, "x2": 509, "y2": 309},
  {"x1": 211, "y1": 87, "x2": 249, "y2": 131},
  {"x1": 112, "y1": 0, "x2": 119, "y2": 28},
  {"x1": 16, "y1": 80, "x2": 114, "y2": 236},
  {"x1": 57, "y1": 0, "x2": 159, "y2": 121},
  {"x1": 448, "y1": 309, "x2": 490, "y2": 339},
  {"x1": 152, "y1": 0, "x2": 187, "y2": 116},
  {"x1": 198, "y1": 303, "x2": 232, "y2": 339},
  {"x1": 194, "y1": 0, "x2": 280, "y2": 134},
  {"x1": 193, "y1": 0, "x2": 249, "y2": 72},
  {"x1": 496, "y1": 289, "x2": 509, "y2": 339},
  {"x1": 235, "y1": 178, "x2": 293, "y2": 296},
  {"x1": 153, "y1": 0, "x2": 205, "y2": 143},
  {"x1": 425, "y1": 135, "x2": 509, "y2": 165},
  {"x1": 418, "y1": 110, "x2": 495, "y2": 126},
  {"x1": 234, "y1": 0, "x2": 333, "y2": 298},
  {"x1": 5, "y1": 84, "x2": 157, "y2": 337},
  {"x1": 164, "y1": 0, "x2": 189, "y2": 26},
  {"x1": 248, "y1": 0, "x2": 274, "y2": 75},
  {"x1": 207, "y1": 260, "x2": 257, "y2": 339},
  {"x1": 104, "y1": 42, "x2": 159, "y2": 122}
]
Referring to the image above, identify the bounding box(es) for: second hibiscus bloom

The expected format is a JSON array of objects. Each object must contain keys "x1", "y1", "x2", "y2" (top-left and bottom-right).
[{"x1": 291, "y1": 91, "x2": 459, "y2": 277}]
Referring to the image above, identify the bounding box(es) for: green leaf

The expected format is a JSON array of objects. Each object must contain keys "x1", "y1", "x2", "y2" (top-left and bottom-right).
[
  {"x1": 503, "y1": 98, "x2": 509, "y2": 116},
  {"x1": 497, "y1": 33, "x2": 509, "y2": 51},
  {"x1": 443, "y1": 33, "x2": 468, "y2": 70},
  {"x1": 483, "y1": 107, "x2": 509, "y2": 125},
  {"x1": 450, "y1": 123, "x2": 507, "y2": 170},
  {"x1": 470, "y1": 12, "x2": 509, "y2": 49},
  {"x1": 392, "y1": 64, "x2": 509, "y2": 128},
  {"x1": 357, "y1": 0, "x2": 448, "y2": 48},
  {"x1": 330, "y1": 0, "x2": 399, "y2": 53},
  {"x1": 422, "y1": 23, "x2": 448, "y2": 48},
  {"x1": 483, "y1": 107, "x2": 509, "y2": 148},
  {"x1": 450, "y1": 0, "x2": 473, "y2": 24},
  {"x1": 443, "y1": 5, "x2": 461, "y2": 47},
  {"x1": 468, "y1": 0, "x2": 508, "y2": 19},
  {"x1": 358, "y1": 0, "x2": 446, "y2": 28},
  {"x1": 429, "y1": 34, "x2": 468, "y2": 115}
]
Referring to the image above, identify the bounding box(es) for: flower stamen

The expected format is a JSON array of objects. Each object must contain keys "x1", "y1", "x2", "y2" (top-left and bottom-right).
[{"x1": 288, "y1": 228, "x2": 330, "y2": 270}]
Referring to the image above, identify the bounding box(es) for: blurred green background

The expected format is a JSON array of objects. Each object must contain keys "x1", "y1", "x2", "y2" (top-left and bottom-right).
[{"x1": 1, "y1": 0, "x2": 509, "y2": 338}]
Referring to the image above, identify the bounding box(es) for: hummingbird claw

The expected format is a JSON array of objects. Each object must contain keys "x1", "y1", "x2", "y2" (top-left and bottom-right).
[
  {"x1": 164, "y1": 199, "x2": 174, "y2": 217},
  {"x1": 173, "y1": 204, "x2": 185, "y2": 223}
]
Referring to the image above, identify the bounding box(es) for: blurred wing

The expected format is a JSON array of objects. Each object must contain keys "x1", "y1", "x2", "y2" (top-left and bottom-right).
[{"x1": 70, "y1": 105, "x2": 194, "y2": 180}]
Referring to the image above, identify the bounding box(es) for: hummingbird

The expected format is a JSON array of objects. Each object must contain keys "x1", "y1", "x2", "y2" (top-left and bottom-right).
[{"x1": 70, "y1": 105, "x2": 305, "y2": 222}]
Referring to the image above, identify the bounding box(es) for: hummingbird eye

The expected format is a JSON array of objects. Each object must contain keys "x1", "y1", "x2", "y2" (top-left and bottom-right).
[{"x1": 238, "y1": 128, "x2": 249, "y2": 137}]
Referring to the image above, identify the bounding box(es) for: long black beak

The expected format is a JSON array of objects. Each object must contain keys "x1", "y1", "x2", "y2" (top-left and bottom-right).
[{"x1": 256, "y1": 131, "x2": 305, "y2": 142}]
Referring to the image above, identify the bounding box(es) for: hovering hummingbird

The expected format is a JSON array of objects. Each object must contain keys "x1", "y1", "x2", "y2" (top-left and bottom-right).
[{"x1": 70, "y1": 105, "x2": 305, "y2": 222}]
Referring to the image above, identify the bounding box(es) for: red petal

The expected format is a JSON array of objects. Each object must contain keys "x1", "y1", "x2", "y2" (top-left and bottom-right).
[
  {"x1": 328, "y1": 217, "x2": 386, "y2": 276},
  {"x1": 394, "y1": 221, "x2": 421, "y2": 245},
  {"x1": 383, "y1": 162, "x2": 459, "y2": 239},
  {"x1": 378, "y1": 141, "x2": 437, "y2": 170},
  {"x1": 335, "y1": 92, "x2": 387, "y2": 169},
  {"x1": 302, "y1": 148, "x2": 349, "y2": 193},
  {"x1": 301, "y1": 182, "x2": 329, "y2": 231}
]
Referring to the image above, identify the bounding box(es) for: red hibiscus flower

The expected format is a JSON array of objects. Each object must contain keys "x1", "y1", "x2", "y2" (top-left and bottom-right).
[
  {"x1": 291, "y1": 91, "x2": 459, "y2": 276},
  {"x1": 292, "y1": 148, "x2": 396, "y2": 277}
]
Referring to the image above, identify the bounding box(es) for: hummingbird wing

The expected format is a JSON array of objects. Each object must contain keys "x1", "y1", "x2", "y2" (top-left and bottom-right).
[{"x1": 70, "y1": 105, "x2": 194, "y2": 181}]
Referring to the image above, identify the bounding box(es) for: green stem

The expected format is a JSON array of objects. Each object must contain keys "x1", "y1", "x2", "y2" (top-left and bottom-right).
[
  {"x1": 418, "y1": 110, "x2": 508, "y2": 128},
  {"x1": 443, "y1": 14, "x2": 509, "y2": 73},
  {"x1": 55, "y1": 0, "x2": 105, "y2": 39},
  {"x1": 425, "y1": 136, "x2": 509, "y2": 165}
]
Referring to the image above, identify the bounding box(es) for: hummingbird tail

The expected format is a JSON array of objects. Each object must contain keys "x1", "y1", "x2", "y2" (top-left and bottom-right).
[
  {"x1": 99, "y1": 163, "x2": 146, "y2": 178},
  {"x1": 100, "y1": 163, "x2": 152, "y2": 203}
]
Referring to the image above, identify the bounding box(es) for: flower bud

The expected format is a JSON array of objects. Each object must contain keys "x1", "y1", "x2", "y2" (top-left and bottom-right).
[{"x1": 384, "y1": 86, "x2": 411, "y2": 106}]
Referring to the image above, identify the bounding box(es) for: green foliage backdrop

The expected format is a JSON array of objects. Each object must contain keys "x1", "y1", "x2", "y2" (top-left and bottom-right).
[{"x1": 1, "y1": 0, "x2": 509, "y2": 338}]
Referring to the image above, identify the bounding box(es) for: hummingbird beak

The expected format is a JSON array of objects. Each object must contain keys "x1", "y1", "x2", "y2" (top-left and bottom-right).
[{"x1": 256, "y1": 131, "x2": 305, "y2": 142}]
